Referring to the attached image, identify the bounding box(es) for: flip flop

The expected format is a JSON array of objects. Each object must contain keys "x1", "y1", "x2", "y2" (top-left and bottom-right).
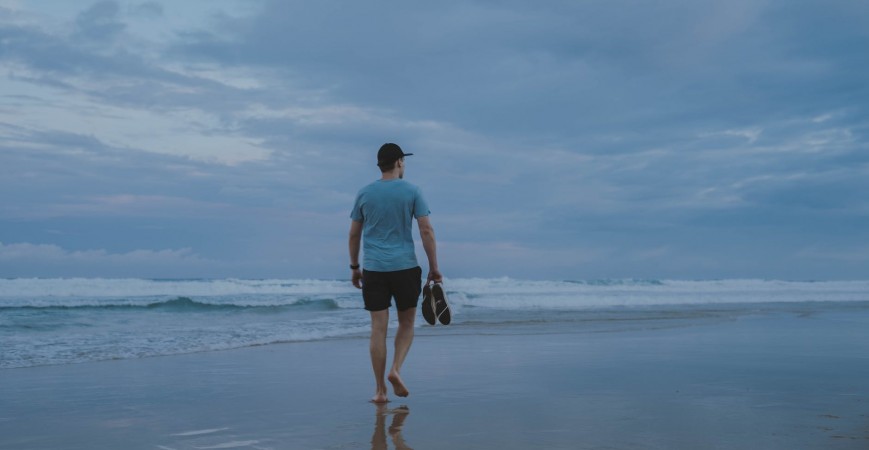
[
  {"x1": 431, "y1": 282, "x2": 451, "y2": 325},
  {"x1": 421, "y1": 283, "x2": 436, "y2": 325}
]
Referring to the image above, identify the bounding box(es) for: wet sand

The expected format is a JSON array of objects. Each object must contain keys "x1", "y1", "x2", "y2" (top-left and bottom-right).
[{"x1": 2, "y1": 309, "x2": 868, "y2": 449}]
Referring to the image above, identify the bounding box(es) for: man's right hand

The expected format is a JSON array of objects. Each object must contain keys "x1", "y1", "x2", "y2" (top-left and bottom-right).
[{"x1": 427, "y1": 268, "x2": 443, "y2": 285}]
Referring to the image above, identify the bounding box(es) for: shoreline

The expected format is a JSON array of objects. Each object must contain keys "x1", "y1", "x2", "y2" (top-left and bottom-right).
[{"x1": 2, "y1": 310, "x2": 868, "y2": 449}]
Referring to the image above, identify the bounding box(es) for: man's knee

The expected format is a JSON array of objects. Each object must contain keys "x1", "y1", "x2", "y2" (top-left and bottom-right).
[
  {"x1": 396, "y1": 307, "x2": 416, "y2": 326},
  {"x1": 370, "y1": 310, "x2": 389, "y2": 330}
]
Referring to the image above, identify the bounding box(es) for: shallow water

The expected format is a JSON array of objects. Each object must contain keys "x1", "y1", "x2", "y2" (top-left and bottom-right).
[{"x1": 2, "y1": 308, "x2": 868, "y2": 449}]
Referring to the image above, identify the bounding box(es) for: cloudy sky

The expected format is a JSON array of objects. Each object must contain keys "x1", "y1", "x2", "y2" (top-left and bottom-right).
[{"x1": 1, "y1": 0, "x2": 867, "y2": 280}]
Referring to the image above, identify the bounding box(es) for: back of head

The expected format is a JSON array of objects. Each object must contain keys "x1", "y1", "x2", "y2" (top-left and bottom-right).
[{"x1": 377, "y1": 143, "x2": 412, "y2": 172}]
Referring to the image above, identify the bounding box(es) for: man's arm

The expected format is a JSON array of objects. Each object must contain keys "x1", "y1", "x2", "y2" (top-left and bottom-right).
[
  {"x1": 349, "y1": 220, "x2": 363, "y2": 289},
  {"x1": 417, "y1": 215, "x2": 443, "y2": 284}
]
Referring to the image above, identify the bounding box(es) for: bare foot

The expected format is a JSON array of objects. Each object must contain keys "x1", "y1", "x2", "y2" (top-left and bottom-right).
[
  {"x1": 371, "y1": 383, "x2": 389, "y2": 404},
  {"x1": 370, "y1": 386, "x2": 389, "y2": 404},
  {"x1": 388, "y1": 372, "x2": 409, "y2": 397}
]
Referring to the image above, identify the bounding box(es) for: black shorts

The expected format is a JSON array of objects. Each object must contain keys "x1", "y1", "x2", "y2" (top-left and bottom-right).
[{"x1": 362, "y1": 266, "x2": 422, "y2": 312}]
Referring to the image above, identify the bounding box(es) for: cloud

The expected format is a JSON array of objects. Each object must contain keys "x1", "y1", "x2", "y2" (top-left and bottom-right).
[
  {"x1": 0, "y1": 241, "x2": 197, "y2": 262},
  {"x1": 132, "y1": 2, "x2": 163, "y2": 19},
  {"x1": 0, "y1": 242, "x2": 224, "y2": 278},
  {"x1": 163, "y1": 0, "x2": 869, "y2": 143},
  {"x1": 700, "y1": 128, "x2": 764, "y2": 144},
  {"x1": 1, "y1": 1, "x2": 868, "y2": 279},
  {"x1": 75, "y1": 1, "x2": 125, "y2": 42},
  {"x1": 795, "y1": 245, "x2": 869, "y2": 263}
]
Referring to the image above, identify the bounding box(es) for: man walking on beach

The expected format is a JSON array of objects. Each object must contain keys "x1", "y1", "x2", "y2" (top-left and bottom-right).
[{"x1": 349, "y1": 143, "x2": 443, "y2": 403}]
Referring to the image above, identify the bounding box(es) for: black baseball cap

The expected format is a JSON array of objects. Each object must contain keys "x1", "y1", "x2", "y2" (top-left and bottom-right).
[{"x1": 377, "y1": 143, "x2": 413, "y2": 167}]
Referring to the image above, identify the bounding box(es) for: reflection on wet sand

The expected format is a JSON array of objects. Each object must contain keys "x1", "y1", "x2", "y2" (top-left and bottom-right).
[{"x1": 371, "y1": 404, "x2": 412, "y2": 450}]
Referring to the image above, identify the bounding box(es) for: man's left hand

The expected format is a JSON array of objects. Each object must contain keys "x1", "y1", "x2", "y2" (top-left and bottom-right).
[{"x1": 352, "y1": 269, "x2": 363, "y2": 289}]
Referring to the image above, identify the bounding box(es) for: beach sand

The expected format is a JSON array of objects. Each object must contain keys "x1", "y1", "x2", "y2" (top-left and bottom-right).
[{"x1": 2, "y1": 309, "x2": 868, "y2": 449}]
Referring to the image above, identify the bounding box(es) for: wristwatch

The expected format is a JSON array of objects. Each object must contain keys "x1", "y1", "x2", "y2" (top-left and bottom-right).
[{"x1": 350, "y1": 264, "x2": 360, "y2": 270}]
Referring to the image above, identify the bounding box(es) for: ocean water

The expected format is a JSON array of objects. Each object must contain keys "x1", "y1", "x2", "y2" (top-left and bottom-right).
[{"x1": 1, "y1": 278, "x2": 868, "y2": 369}]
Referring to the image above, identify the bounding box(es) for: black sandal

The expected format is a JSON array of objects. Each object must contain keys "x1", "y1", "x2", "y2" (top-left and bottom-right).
[
  {"x1": 431, "y1": 282, "x2": 451, "y2": 325},
  {"x1": 421, "y1": 283, "x2": 436, "y2": 325}
]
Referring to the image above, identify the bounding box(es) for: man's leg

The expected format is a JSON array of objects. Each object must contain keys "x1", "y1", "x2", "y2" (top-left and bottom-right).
[
  {"x1": 387, "y1": 306, "x2": 416, "y2": 397},
  {"x1": 370, "y1": 309, "x2": 390, "y2": 403}
]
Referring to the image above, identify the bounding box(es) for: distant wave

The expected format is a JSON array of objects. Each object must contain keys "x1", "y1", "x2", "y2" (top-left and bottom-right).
[
  {"x1": 0, "y1": 278, "x2": 359, "y2": 299},
  {"x1": 444, "y1": 278, "x2": 869, "y2": 310},
  {"x1": 3, "y1": 277, "x2": 869, "y2": 370},
  {"x1": 1, "y1": 278, "x2": 868, "y2": 310},
  {"x1": 0, "y1": 296, "x2": 343, "y2": 312},
  {"x1": 562, "y1": 278, "x2": 665, "y2": 286}
]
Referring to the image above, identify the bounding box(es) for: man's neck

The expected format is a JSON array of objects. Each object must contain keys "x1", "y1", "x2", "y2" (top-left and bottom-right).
[{"x1": 380, "y1": 171, "x2": 400, "y2": 181}]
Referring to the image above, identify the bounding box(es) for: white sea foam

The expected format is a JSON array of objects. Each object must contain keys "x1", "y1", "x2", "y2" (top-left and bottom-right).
[
  {"x1": 193, "y1": 441, "x2": 260, "y2": 449},
  {"x1": 0, "y1": 277, "x2": 357, "y2": 298},
  {"x1": 446, "y1": 278, "x2": 869, "y2": 310},
  {"x1": 171, "y1": 428, "x2": 230, "y2": 437},
  {"x1": 2, "y1": 278, "x2": 868, "y2": 369},
  {"x1": 1, "y1": 278, "x2": 867, "y2": 309}
]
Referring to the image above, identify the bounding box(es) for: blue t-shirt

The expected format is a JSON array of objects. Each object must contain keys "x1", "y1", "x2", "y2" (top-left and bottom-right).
[{"x1": 351, "y1": 179, "x2": 430, "y2": 272}]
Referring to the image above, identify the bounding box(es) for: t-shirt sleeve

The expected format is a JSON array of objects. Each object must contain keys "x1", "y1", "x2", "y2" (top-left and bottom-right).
[
  {"x1": 413, "y1": 187, "x2": 431, "y2": 218},
  {"x1": 350, "y1": 191, "x2": 364, "y2": 222}
]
